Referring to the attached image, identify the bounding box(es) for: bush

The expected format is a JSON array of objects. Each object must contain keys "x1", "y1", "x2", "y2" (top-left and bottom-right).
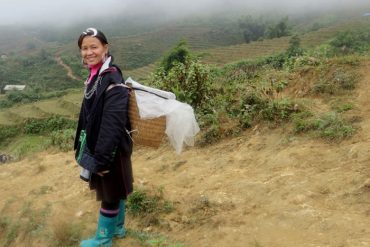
[
  {"x1": 312, "y1": 69, "x2": 358, "y2": 95},
  {"x1": 51, "y1": 129, "x2": 75, "y2": 151},
  {"x1": 151, "y1": 44, "x2": 213, "y2": 110},
  {"x1": 294, "y1": 112, "x2": 355, "y2": 141},
  {"x1": 329, "y1": 30, "x2": 370, "y2": 55},
  {"x1": 160, "y1": 40, "x2": 189, "y2": 74},
  {"x1": 127, "y1": 187, "x2": 174, "y2": 227},
  {"x1": 261, "y1": 98, "x2": 299, "y2": 122},
  {"x1": 24, "y1": 116, "x2": 76, "y2": 134},
  {"x1": 0, "y1": 125, "x2": 20, "y2": 144}
]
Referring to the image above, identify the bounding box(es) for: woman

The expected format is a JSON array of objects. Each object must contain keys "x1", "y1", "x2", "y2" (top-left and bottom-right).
[{"x1": 74, "y1": 27, "x2": 133, "y2": 247}]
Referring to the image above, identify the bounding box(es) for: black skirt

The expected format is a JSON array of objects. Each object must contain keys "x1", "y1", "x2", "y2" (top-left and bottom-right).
[{"x1": 89, "y1": 151, "x2": 134, "y2": 203}]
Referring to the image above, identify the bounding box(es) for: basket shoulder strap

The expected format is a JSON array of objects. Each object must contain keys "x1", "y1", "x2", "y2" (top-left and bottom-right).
[{"x1": 106, "y1": 83, "x2": 131, "y2": 92}]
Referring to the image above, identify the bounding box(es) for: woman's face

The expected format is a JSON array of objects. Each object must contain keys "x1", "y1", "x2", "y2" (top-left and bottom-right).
[{"x1": 80, "y1": 36, "x2": 108, "y2": 66}]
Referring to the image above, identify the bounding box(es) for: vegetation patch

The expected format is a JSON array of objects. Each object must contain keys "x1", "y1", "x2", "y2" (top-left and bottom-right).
[
  {"x1": 127, "y1": 186, "x2": 174, "y2": 227},
  {"x1": 52, "y1": 220, "x2": 84, "y2": 247},
  {"x1": 126, "y1": 228, "x2": 184, "y2": 247},
  {"x1": 293, "y1": 112, "x2": 355, "y2": 141}
]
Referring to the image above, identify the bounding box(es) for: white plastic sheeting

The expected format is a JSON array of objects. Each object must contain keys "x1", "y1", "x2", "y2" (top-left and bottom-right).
[{"x1": 125, "y1": 77, "x2": 200, "y2": 154}]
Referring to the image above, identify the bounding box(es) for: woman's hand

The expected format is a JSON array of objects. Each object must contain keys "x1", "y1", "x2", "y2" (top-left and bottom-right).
[{"x1": 97, "y1": 170, "x2": 110, "y2": 177}]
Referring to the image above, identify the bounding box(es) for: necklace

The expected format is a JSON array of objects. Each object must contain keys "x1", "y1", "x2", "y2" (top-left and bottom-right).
[{"x1": 84, "y1": 76, "x2": 102, "y2": 99}]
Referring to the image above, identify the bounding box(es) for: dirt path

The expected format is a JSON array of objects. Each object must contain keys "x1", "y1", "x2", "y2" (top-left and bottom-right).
[
  {"x1": 55, "y1": 56, "x2": 81, "y2": 81},
  {"x1": 0, "y1": 64, "x2": 369, "y2": 246}
]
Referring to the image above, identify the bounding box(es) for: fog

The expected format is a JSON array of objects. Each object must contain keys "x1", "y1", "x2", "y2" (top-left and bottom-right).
[{"x1": 0, "y1": 0, "x2": 368, "y2": 26}]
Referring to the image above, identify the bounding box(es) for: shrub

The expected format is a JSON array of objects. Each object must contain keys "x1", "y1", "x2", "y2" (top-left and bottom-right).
[
  {"x1": 151, "y1": 52, "x2": 213, "y2": 110},
  {"x1": 0, "y1": 125, "x2": 20, "y2": 144},
  {"x1": 312, "y1": 69, "x2": 358, "y2": 95},
  {"x1": 127, "y1": 187, "x2": 174, "y2": 226},
  {"x1": 294, "y1": 112, "x2": 355, "y2": 141},
  {"x1": 261, "y1": 98, "x2": 299, "y2": 122},
  {"x1": 329, "y1": 30, "x2": 370, "y2": 55},
  {"x1": 24, "y1": 116, "x2": 76, "y2": 134},
  {"x1": 315, "y1": 113, "x2": 355, "y2": 140},
  {"x1": 160, "y1": 40, "x2": 190, "y2": 74},
  {"x1": 51, "y1": 129, "x2": 75, "y2": 151}
]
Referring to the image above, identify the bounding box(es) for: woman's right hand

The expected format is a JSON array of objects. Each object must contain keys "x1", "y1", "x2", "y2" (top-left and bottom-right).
[{"x1": 97, "y1": 170, "x2": 109, "y2": 177}]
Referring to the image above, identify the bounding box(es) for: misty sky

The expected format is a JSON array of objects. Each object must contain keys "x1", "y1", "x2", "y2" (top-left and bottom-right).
[{"x1": 1, "y1": 0, "x2": 368, "y2": 26}]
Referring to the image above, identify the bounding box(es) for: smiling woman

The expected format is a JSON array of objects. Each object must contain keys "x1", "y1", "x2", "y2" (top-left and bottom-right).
[{"x1": 74, "y1": 27, "x2": 134, "y2": 247}]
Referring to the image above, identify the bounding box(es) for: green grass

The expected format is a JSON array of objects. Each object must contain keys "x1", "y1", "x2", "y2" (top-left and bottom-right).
[
  {"x1": 293, "y1": 112, "x2": 355, "y2": 141},
  {"x1": 126, "y1": 229, "x2": 184, "y2": 247},
  {"x1": 4, "y1": 135, "x2": 52, "y2": 159}
]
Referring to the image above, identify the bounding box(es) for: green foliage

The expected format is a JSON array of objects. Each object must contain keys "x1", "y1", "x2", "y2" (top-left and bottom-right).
[
  {"x1": 261, "y1": 98, "x2": 299, "y2": 122},
  {"x1": 151, "y1": 43, "x2": 213, "y2": 110},
  {"x1": 60, "y1": 55, "x2": 87, "y2": 79},
  {"x1": 286, "y1": 34, "x2": 304, "y2": 57},
  {"x1": 294, "y1": 112, "x2": 355, "y2": 141},
  {"x1": 0, "y1": 125, "x2": 20, "y2": 145},
  {"x1": 0, "y1": 50, "x2": 78, "y2": 97},
  {"x1": 238, "y1": 92, "x2": 268, "y2": 128},
  {"x1": 127, "y1": 187, "x2": 174, "y2": 228},
  {"x1": 127, "y1": 229, "x2": 184, "y2": 247},
  {"x1": 23, "y1": 116, "x2": 76, "y2": 134},
  {"x1": 238, "y1": 16, "x2": 266, "y2": 43},
  {"x1": 7, "y1": 135, "x2": 51, "y2": 160},
  {"x1": 160, "y1": 40, "x2": 190, "y2": 74},
  {"x1": 0, "y1": 90, "x2": 68, "y2": 109},
  {"x1": 50, "y1": 129, "x2": 75, "y2": 152},
  {"x1": 332, "y1": 102, "x2": 353, "y2": 113},
  {"x1": 313, "y1": 69, "x2": 358, "y2": 95},
  {"x1": 266, "y1": 17, "x2": 290, "y2": 39},
  {"x1": 238, "y1": 16, "x2": 291, "y2": 43},
  {"x1": 127, "y1": 188, "x2": 173, "y2": 217},
  {"x1": 329, "y1": 30, "x2": 370, "y2": 54}
]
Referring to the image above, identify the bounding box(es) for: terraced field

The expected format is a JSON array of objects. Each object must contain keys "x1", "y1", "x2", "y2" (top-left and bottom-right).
[
  {"x1": 0, "y1": 90, "x2": 82, "y2": 125},
  {"x1": 201, "y1": 37, "x2": 291, "y2": 65},
  {"x1": 125, "y1": 63, "x2": 157, "y2": 82},
  {"x1": 300, "y1": 18, "x2": 370, "y2": 48}
]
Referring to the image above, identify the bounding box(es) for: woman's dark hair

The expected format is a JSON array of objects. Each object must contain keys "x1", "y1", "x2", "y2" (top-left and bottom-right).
[{"x1": 78, "y1": 28, "x2": 108, "y2": 48}]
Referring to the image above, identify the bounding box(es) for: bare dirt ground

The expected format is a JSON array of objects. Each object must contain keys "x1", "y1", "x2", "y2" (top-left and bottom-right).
[{"x1": 0, "y1": 64, "x2": 370, "y2": 246}]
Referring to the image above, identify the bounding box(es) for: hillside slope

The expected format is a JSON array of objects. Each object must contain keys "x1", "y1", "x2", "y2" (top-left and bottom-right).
[{"x1": 0, "y1": 60, "x2": 369, "y2": 247}]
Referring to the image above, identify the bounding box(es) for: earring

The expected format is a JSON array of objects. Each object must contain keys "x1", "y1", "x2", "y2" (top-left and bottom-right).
[{"x1": 102, "y1": 54, "x2": 107, "y2": 63}]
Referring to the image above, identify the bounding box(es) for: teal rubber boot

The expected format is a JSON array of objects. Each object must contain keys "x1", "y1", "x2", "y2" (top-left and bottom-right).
[
  {"x1": 114, "y1": 199, "x2": 126, "y2": 238},
  {"x1": 80, "y1": 213, "x2": 115, "y2": 247}
]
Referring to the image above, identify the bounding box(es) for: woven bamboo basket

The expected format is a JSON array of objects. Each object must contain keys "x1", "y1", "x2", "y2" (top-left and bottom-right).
[{"x1": 128, "y1": 90, "x2": 166, "y2": 148}]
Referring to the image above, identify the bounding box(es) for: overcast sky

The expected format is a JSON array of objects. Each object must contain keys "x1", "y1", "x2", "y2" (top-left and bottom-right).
[{"x1": 0, "y1": 0, "x2": 368, "y2": 26}]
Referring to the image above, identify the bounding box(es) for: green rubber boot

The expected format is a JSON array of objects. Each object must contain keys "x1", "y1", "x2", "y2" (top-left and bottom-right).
[
  {"x1": 114, "y1": 199, "x2": 126, "y2": 238},
  {"x1": 80, "y1": 213, "x2": 115, "y2": 247}
]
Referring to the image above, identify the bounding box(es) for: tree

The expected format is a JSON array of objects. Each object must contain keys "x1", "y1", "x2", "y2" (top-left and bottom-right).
[
  {"x1": 266, "y1": 17, "x2": 290, "y2": 39},
  {"x1": 238, "y1": 16, "x2": 266, "y2": 43},
  {"x1": 160, "y1": 40, "x2": 190, "y2": 74},
  {"x1": 286, "y1": 34, "x2": 303, "y2": 57}
]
